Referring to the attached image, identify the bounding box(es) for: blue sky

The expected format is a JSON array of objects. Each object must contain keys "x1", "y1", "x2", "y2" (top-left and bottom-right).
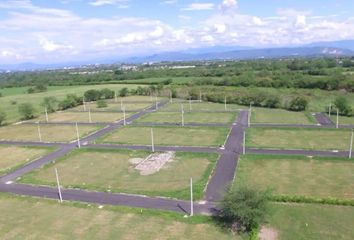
[{"x1": 0, "y1": 0, "x2": 353, "y2": 64}]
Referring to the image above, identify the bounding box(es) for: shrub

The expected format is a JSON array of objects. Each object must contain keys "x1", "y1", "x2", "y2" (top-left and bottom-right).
[
  {"x1": 41, "y1": 96, "x2": 58, "y2": 113},
  {"x1": 218, "y1": 186, "x2": 271, "y2": 232},
  {"x1": 0, "y1": 110, "x2": 6, "y2": 125},
  {"x1": 84, "y1": 89, "x2": 101, "y2": 101},
  {"x1": 96, "y1": 100, "x2": 107, "y2": 108},
  {"x1": 18, "y1": 103, "x2": 35, "y2": 120},
  {"x1": 119, "y1": 87, "x2": 129, "y2": 97},
  {"x1": 100, "y1": 88, "x2": 115, "y2": 99},
  {"x1": 288, "y1": 96, "x2": 308, "y2": 111},
  {"x1": 334, "y1": 96, "x2": 352, "y2": 116}
]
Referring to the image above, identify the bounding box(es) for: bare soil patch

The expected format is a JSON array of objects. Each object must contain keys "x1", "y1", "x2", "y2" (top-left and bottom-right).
[
  {"x1": 129, "y1": 151, "x2": 175, "y2": 175},
  {"x1": 259, "y1": 226, "x2": 278, "y2": 240}
]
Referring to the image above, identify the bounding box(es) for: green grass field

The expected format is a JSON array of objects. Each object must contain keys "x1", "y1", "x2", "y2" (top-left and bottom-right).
[
  {"x1": 251, "y1": 108, "x2": 315, "y2": 124},
  {"x1": 136, "y1": 112, "x2": 237, "y2": 124},
  {"x1": 0, "y1": 194, "x2": 242, "y2": 240},
  {"x1": 0, "y1": 146, "x2": 53, "y2": 175},
  {"x1": 73, "y1": 102, "x2": 153, "y2": 111},
  {"x1": 0, "y1": 124, "x2": 100, "y2": 142},
  {"x1": 247, "y1": 128, "x2": 352, "y2": 150},
  {"x1": 235, "y1": 154, "x2": 354, "y2": 199},
  {"x1": 331, "y1": 115, "x2": 354, "y2": 125},
  {"x1": 0, "y1": 84, "x2": 141, "y2": 124},
  {"x1": 35, "y1": 111, "x2": 127, "y2": 123},
  {"x1": 98, "y1": 126, "x2": 229, "y2": 147},
  {"x1": 161, "y1": 102, "x2": 244, "y2": 111},
  {"x1": 268, "y1": 203, "x2": 354, "y2": 240},
  {"x1": 20, "y1": 149, "x2": 217, "y2": 199}
]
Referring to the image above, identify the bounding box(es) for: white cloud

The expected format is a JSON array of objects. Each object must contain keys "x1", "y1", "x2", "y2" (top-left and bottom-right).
[
  {"x1": 220, "y1": 0, "x2": 237, "y2": 11},
  {"x1": 162, "y1": 0, "x2": 177, "y2": 4},
  {"x1": 39, "y1": 38, "x2": 73, "y2": 52},
  {"x1": 89, "y1": 0, "x2": 129, "y2": 7},
  {"x1": 182, "y1": 3, "x2": 214, "y2": 11}
]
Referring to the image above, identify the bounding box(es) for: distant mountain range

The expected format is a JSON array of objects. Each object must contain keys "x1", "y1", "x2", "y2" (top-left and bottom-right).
[{"x1": 1, "y1": 40, "x2": 354, "y2": 71}]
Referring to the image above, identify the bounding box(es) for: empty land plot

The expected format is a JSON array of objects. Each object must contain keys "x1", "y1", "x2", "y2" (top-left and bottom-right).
[
  {"x1": 331, "y1": 115, "x2": 354, "y2": 125},
  {"x1": 235, "y1": 154, "x2": 354, "y2": 199},
  {"x1": 21, "y1": 149, "x2": 218, "y2": 199},
  {"x1": 268, "y1": 203, "x2": 354, "y2": 240},
  {"x1": 98, "y1": 126, "x2": 229, "y2": 147},
  {"x1": 0, "y1": 146, "x2": 53, "y2": 175},
  {"x1": 0, "y1": 194, "x2": 241, "y2": 240},
  {"x1": 251, "y1": 108, "x2": 315, "y2": 124},
  {"x1": 136, "y1": 112, "x2": 237, "y2": 124},
  {"x1": 115, "y1": 95, "x2": 165, "y2": 102},
  {"x1": 36, "y1": 111, "x2": 127, "y2": 123},
  {"x1": 74, "y1": 102, "x2": 152, "y2": 111},
  {"x1": 247, "y1": 128, "x2": 351, "y2": 150},
  {"x1": 161, "y1": 102, "x2": 244, "y2": 111},
  {"x1": 0, "y1": 124, "x2": 100, "y2": 142}
]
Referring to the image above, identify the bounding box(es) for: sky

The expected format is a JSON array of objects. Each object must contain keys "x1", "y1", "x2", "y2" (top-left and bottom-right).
[{"x1": 0, "y1": 0, "x2": 354, "y2": 64}]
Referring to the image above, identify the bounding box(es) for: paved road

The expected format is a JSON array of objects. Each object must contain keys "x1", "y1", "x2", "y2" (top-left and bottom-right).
[
  {"x1": 251, "y1": 123, "x2": 353, "y2": 129},
  {"x1": 204, "y1": 110, "x2": 248, "y2": 202},
  {"x1": 0, "y1": 183, "x2": 216, "y2": 215},
  {"x1": 314, "y1": 113, "x2": 334, "y2": 126},
  {"x1": 246, "y1": 148, "x2": 349, "y2": 157}
]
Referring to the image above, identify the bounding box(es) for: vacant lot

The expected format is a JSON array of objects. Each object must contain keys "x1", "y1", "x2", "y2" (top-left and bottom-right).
[
  {"x1": 136, "y1": 112, "x2": 237, "y2": 124},
  {"x1": 73, "y1": 102, "x2": 152, "y2": 111},
  {"x1": 21, "y1": 149, "x2": 217, "y2": 199},
  {"x1": 0, "y1": 194, "x2": 240, "y2": 240},
  {"x1": 331, "y1": 115, "x2": 354, "y2": 125},
  {"x1": 98, "y1": 126, "x2": 229, "y2": 147},
  {"x1": 36, "y1": 111, "x2": 126, "y2": 123},
  {"x1": 251, "y1": 108, "x2": 315, "y2": 124},
  {"x1": 235, "y1": 154, "x2": 354, "y2": 199},
  {"x1": 0, "y1": 84, "x2": 141, "y2": 124},
  {"x1": 269, "y1": 203, "x2": 354, "y2": 240},
  {"x1": 0, "y1": 146, "x2": 53, "y2": 175},
  {"x1": 161, "y1": 102, "x2": 244, "y2": 111},
  {"x1": 0, "y1": 124, "x2": 100, "y2": 142},
  {"x1": 247, "y1": 128, "x2": 351, "y2": 150}
]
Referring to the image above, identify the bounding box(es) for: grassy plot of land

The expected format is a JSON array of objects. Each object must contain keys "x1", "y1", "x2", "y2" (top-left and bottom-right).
[
  {"x1": 0, "y1": 146, "x2": 53, "y2": 175},
  {"x1": 247, "y1": 128, "x2": 351, "y2": 150},
  {"x1": 331, "y1": 115, "x2": 354, "y2": 125},
  {"x1": 73, "y1": 102, "x2": 152, "y2": 111},
  {"x1": 0, "y1": 84, "x2": 141, "y2": 124},
  {"x1": 161, "y1": 102, "x2": 244, "y2": 111},
  {"x1": 0, "y1": 124, "x2": 100, "y2": 142},
  {"x1": 268, "y1": 203, "x2": 354, "y2": 240},
  {"x1": 136, "y1": 112, "x2": 237, "y2": 124},
  {"x1": 251, "y1": 108, "x2": 315, "y2": 124},
  {"x1": 98, "y1": 126, "x2": 229, "y2": 147},
  {"x1": 0, "y1": 194, "x2": 242, "y2": 240},
  {"x1": 235, "y1": 154, "x2": 354, "y2": 199},
  {"x1": 114, "y1": 95, "x2": 165, "y2": 102},
  {"x1": 21, "y1": 149, "x2": 218, "y2": 199},
  {"x1": 36, "y1": 111, "x2": 127, "y2": 123}
]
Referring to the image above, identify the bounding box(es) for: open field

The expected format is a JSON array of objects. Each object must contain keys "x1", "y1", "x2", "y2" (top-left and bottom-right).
[
  {"x1": 330, "y1": 115, "x2": 354, "y2": 125},
  {"x1": 235, "y1": 154, "x2": 354, "y2": 199},
  {"x1": 251, "y1": 108, "x2": 315, "y2": 124},
  {"x1": 36, "y1": 111, "x2": 127, "y2": 123},
  {"x1": 0, "y1": 194, "x2": 242, "y2": 240},
  {"x1": 0, "y1": 146, "x2": 53, "y2": 175},
  {"x1": 161, "y1": 102, "x2": 244, "y2": 111},
  {"x1": 98, "y1": 126, "x2": 229, "y2": 147},
  {"x1": 20, "y1": 149, "x2": 217, "y2": 199},
  {"x1": 247, "y1": 128, "x2": 352, "y2": 150},
  {"x1": 0, "y1": 124, "x2": 100, "y2": 142},
  {"x1": 268, "y1": 203, "x2": 354, "y2": 240},
  {"x1": 136, "y1": 112, "x2": 237, "y2": 124},
  {"x1": 73, "y1": 102, "x2": 152, "y2": 111},
  {"x1": 0, "y1": 84, "x2": 141, "y2": 124}
]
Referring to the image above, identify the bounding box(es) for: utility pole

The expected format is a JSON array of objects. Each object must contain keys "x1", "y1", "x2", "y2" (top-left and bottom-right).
[
  {"x1": 55, "y1": 168, "x2": 63, "y2": 203},
  {"x1": 181, "y1": 104, "x2": 185, "y2": 127},
  {"x1": 114, "y1": 91, "x2": 118, "y2": 103},
  {"x1": 45, "y1": 107, "x2": 49, "y2": 122},
  {"x1": 170, "y1": 90, "x2": 173, "y2": 103},
  {"x1": 189, "y1": 97, "x2": 192, "y2": 111},
  {"x1": 199, "y1": 90, "x2": 202, "y2": 103},
  {"x1": 349, "y1": 130, "x2": 353, "y2": 159},
  {"x1": 37, "y1": 122, "x2": 42, "y2": 142},
  {"x1": 224, "y1": 96, "x2": 227, "y2": 111},
  {"x1": 151, "y1": 128, "x2": 155, "y2": 152},
  {"x1": 328, "y1": 103, "x2": 332, "y2": 117},
  {"x1": 75, "y1": 122, "x2": 81, "y2": 148},
  {"x1": 336, "y1": 109, "x2": 339, "y2": 129},
  {"x1": 190, "y1": 177, "x2": 194, "y2": 217},
  {"x1": 88, "y1": 107, "x2": 92, "y2": 123}
]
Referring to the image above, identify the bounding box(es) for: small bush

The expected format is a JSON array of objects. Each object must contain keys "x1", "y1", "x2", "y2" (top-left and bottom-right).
[
  {"x1": 0, "y1": 110, "x2": 6, "y2": 125},
  {"x1": 288, "y1": 96, "x2": 308, "y2": 111},
  {"x1": 18, "y1": 103, "x2": 35, "y2": 120},
  {"x1": 96, "y1": 100, "x2": 107, "y2": 108}
]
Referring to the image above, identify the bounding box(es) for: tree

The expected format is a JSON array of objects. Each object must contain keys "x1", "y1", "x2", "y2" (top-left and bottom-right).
[
  {"x1": 119, "y1": 87, "x2": 129, "y2": 97},
  {"x1": 288, "y1": 96, "x2": 308, "y2": 111},
  {"x1": 96, "y1": 99, "x2": 107, "y2": 108},
  {"x1": 18, "y1": 103, "x2": 35, "y2": 120},
  {"x1": 100, "y1": 88, "x2": 115, "y2": 99},
  {"x1": 41, "y1": 96, "x2": 58, "y2": 113},
  {"x1": 84, "y1": 89, "x2": 101, "y2": 101},
  {"x1": 218, "y1": 186, "x2": 271, "y2": 232},
  {"x1": 334, "y1": 96, "x2": 352, "y2": 116},
  {"x1": 0, "y1": 110, "x2": 6, "y2": 126}
]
